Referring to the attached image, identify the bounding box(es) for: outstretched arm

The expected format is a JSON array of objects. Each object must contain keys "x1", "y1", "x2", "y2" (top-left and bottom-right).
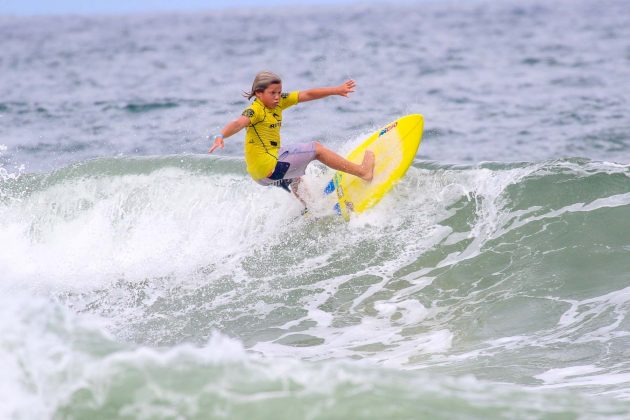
[
  {"x1": 208, "y1": 115, "x2": 249, "y2": 153},
  {"x1": 298, "y1": 79, "x2": 356, "y2": 103}
]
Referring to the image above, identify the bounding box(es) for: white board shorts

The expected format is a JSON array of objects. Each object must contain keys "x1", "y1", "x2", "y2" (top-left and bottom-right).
[{"x1": 256, "y1": 142, "x2": 317, "y2": 187}]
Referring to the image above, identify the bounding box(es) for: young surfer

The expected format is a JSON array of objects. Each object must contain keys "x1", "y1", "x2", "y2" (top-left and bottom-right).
[{"x1": 208, "y1": 71, "x2": 374, "y2": 204}]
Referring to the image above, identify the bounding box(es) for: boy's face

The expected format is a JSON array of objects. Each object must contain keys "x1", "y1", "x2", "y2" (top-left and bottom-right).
[{"x1": 255, "y1": 83, "x2": 282, "y2": 108}]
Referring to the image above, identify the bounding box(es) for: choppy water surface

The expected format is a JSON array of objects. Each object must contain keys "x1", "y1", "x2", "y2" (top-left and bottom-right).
[{"x1": 2, "y1": 0, "x2": 630, "y2": 418}]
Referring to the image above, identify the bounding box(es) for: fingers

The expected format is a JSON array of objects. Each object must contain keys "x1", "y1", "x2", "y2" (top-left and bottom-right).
[
  {"x1": 341, "y1": 79, "x2": 356, "y2": 97},
  {"x1": 208, "y1": 139, "x2": 224, "y2": 154}
]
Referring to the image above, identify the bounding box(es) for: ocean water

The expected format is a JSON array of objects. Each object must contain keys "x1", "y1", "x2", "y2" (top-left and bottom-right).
[{"x1": 2, "y1": 0, "x2": 630, "y2": 418}]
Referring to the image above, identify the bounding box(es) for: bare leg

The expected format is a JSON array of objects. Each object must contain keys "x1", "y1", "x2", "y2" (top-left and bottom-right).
[{"x1": 314, "y1": 142, "x2": 375, "y2": 181}]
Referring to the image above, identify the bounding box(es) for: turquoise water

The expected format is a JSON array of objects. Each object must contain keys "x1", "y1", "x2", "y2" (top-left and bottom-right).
[{"x1": 2, "y1": 0, "x2": 630, "y2": 418}]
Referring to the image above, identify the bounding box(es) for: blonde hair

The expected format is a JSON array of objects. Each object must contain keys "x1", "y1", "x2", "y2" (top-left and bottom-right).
[{"x1": 243, "y1": 71, "x2": 282, "y2": 100}]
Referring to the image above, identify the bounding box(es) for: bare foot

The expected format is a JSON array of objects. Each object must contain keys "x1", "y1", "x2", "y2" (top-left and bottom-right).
[{"x1": 360, "y1": 150, "x2": 375, "y2": 181}]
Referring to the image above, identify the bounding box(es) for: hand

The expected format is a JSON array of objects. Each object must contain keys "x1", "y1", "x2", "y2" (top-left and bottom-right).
[
  {"x1": 337, "y1": 79, "x2": 356, "y2": 97},
  {"x1": 208, "y1": 135, "x2": 224, "y2": 154}
]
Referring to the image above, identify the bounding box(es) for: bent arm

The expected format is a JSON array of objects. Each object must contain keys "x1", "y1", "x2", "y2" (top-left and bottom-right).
[
  {"x1": 208, "y1": 115, "x2": 250, "y2": 153},
  {"x1": 298, "y1": 79, "x2": 356, "y2": 103},
  {"x1": 220, "y1": 115, "x2": 250, "y2": 139}
]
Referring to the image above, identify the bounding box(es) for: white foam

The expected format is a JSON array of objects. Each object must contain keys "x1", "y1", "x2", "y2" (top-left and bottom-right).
[
  {"x1": 554, "y1": 286, "x2": 630, "y2": 344},
  {"x1": 0, "y1": 145, "x2": 25, "y2": 197},
  {"x1": 0, "y1": 168, "x2": 301, "y2": 291},
  {"x1": 535, "y1": 365, "x2": 603, "y2": 384},
  {"x1": 0, "y1": 291, "x2": 253, "y2": 418},
  {"x1": 0, "y1": 293, "x2": 109, "y2": 418},
  {"x1": 538, "y1": 371, "x2": 630, "y2": 388},
  {"x1": 375, "y1": 299, "x2": 430, "y2": 325}
]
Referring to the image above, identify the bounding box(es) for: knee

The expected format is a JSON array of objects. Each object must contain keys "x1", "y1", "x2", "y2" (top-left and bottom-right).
[{"x1": 313, "y1": 141, "x2": 322, "y2": 157}]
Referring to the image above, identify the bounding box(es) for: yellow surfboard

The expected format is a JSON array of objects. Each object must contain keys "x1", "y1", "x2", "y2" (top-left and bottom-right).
[{"x1": 324, "y1": 114, "x2": 424, "y2": 220}]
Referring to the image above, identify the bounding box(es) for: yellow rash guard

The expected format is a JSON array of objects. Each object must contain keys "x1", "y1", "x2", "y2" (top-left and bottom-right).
[{"x1": 241, "y1": 91, "x2": 299, "y2": 180}]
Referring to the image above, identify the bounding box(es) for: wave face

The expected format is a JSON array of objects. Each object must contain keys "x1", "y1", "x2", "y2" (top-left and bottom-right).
[{"x1": 2, "y1": 156, "x2": 630, "y2": 418}]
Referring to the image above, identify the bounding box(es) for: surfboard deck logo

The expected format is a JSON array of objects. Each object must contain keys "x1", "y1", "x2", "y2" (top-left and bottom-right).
[
  {"x1": 379, "y1": 121, "x2": 397, "y2": 137},
  {"x1": 324, "y1": 114, "x2": 424, "y2": 221}
]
